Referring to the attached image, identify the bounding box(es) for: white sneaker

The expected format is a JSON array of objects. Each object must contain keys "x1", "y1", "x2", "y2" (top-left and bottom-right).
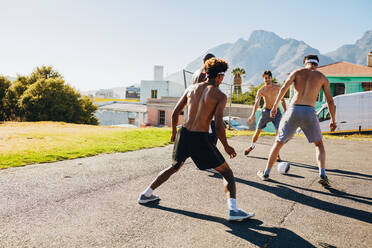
[
  {"x1": 138, "y1": 194, "x2": 160, "y2": 204},
  {"x1": 228, "y1": 209, "x2": 255, "y2": 221},
  {"x1": 206, "y1": 168, "x2": 218, "y2": 173}
]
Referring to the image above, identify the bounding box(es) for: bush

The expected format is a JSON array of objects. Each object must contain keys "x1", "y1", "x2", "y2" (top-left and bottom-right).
[
  {"x1": 19, "y1": 78, "x2": 97, "y2": 124},
  {"x1": 0, "y1": 76, "x2": 11, "y2": 121}
]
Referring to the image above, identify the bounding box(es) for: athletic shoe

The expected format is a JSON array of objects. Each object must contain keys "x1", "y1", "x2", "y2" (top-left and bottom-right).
[
  {"x1": 228, "y1": 209, "x2": 255, "y2": 221},
  {"x1": 318, "y1": 175, "x2": 331, "y2": 188},
  {"x1": 138, "y1": 194, "x2": 160, "y2": 204},
  {"x1": 257, "y1": 170, "x2": 269, "y2": 181},
  {"x1": 244, "y1": 146, "x2": 255, "y2": 156},
  {"x1": 206, "y1": 168, "x2": 218, "y2": 173}
]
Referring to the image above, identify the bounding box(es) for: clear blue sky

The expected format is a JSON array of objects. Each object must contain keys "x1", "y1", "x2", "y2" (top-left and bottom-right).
[{"x1": 1, "y1": 0, "x2": 371, "y2": 91}]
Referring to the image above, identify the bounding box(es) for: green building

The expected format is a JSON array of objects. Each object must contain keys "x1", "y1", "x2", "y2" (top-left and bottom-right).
[{"x1": 315, "y1": 59, "x2": 372, "y2": 110}]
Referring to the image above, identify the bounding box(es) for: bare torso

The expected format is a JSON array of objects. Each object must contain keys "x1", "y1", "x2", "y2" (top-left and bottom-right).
[
  {"x1": 260, "y1": 84, "x2": 281, "y2": 109},
  {"x1": 291, "y1": 68, "x2": 327, "y2": 107},
  {"x1": 183, "y1": 82, "x2": 225, "y2": 132}
]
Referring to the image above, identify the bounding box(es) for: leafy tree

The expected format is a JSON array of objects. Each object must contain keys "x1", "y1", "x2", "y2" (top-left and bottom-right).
[
  {"x1": 28, "y1": 65, "x2": 63, "y2": 84},
  {"x1": 3, "y1": 76, "x2": 30, "y2": 120},
  {"x1": 19, "y1": 78, "x2": 97, "y2": 124},
  {"x1": 0, "y1": 76, "x2": 11, "y2": 121},
  {"x1": 2, "y1": 66, "x2": 97, "y2": 124}
]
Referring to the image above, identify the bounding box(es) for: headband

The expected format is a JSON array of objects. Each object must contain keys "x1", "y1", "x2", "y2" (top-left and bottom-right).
[{"x1": 305, "y1": 59, "x2": 319, "y2": 64}]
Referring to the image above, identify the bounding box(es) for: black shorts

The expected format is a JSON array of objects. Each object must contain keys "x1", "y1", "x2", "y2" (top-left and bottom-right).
[{"x1": 172, "y1": 127, "x2": 225, "y2": 170}]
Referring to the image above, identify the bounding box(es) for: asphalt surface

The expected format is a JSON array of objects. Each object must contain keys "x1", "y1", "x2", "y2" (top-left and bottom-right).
[{"x1": 1, "y1": 135, "x2": 371, "y2": 248}]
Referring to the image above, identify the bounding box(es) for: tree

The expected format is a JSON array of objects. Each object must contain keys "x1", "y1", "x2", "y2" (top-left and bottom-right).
[
  {"x1": 29, "y1": 65, "x2": 63, "y2": 84},
  {"x1": 231, "y1": 67, "x2": 246, "y2": 96},
  {"x1": 19, "y1": 78, "x2": 98, "y2": 124},
  {"x1": 0, "y1": 76, "x2": 11, "y2": 121},
  {"x1": 3, "y1": 76, "x2": 30, "y2": 120}
]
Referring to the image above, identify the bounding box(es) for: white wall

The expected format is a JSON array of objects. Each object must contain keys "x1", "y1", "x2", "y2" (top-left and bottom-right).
[
  {"x1": 95, "y1": 110, "x2": 147, "y2": 127},
  {"x1": 140, "y1": 80, "x2": 185, "y2": 104}
]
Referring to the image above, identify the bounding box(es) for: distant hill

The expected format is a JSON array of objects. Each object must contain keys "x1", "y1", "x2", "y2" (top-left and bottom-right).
[
  {"x1": 326, "y1": 31, "x2": 372, "y2": 65},
  {"x1": 167, "y1": 30, "x2": 372, "y2": 87}
]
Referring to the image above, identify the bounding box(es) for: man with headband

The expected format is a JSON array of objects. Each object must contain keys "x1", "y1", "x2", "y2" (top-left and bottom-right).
[
  {"x1": 245, "y1": 70, "x2": 287, "y2": 161},
  {"x1": 257, "y1": 54, "x2": 336, "y2": 188},
  {"x1": 139, "y1": 58, "x2": 254, "y2": 221}
]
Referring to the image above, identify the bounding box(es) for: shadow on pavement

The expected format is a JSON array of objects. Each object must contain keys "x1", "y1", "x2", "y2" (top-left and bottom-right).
[
  {"x1": 289, "y1": 161, "x2": 372, "y2": 181},
  {"x1": 208, "y1": 174, "x2": 372, "y2": 224},
  {"x1": 270, "y1": 179, "x2": 372, "y2": 205},
  {"x1": 248, "y1": 155, "x2": 372, "y2": 181},
  {"x1": 143, "y1": 202, "x2": 315, "y2": 247}
]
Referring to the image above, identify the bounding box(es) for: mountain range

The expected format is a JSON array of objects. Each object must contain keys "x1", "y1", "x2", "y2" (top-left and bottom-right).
[{"x1": 167, "y1": 30, "x2": 372, "y2": 86}]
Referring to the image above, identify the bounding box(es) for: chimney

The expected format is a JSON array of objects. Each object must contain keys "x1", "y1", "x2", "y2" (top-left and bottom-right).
[
  {"x1": 368, "y1": 51, "x2": 372, "y2": 67},
  {"x1": 154, "y1": 65, "x2": 164, "y2": 81}
]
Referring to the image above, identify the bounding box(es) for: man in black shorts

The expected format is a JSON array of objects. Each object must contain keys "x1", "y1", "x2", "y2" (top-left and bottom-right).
[
  {"x1": 138, "y1": 58, "x2": 254, "y2": 221},
  {"x1": 192, "y1": 53, "x2": 218, "y2": 173}
]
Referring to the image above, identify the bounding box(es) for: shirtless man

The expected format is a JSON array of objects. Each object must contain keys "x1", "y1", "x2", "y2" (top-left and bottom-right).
[
  {"x1": 244, "y1": 70, "x2": 287, "y2": 161},
  {"x1": 138, "y1": 58, "x2": 254, "y2": 221},
  {"x1": 257, "y1": 55, "x2": 336, "y2": 187}
]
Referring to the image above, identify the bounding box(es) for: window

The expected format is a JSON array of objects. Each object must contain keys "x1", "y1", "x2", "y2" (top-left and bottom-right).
[
  {"x1": 318, "y1": 107, "x2": 331, "y2": 122},
  {"x1": 334, "y1": 83, "x2": 345, "y2": 97},
  {"x1": 362, "y1": 82, "x2": 372, "y2": 91},
  {"x1": 128, "y1": 118, "x2": 135, "y2": 125},
  {"x1": 159, "y1": 110, "x2": 165, "y2": 125},
  {"x1": 151, "y1": 90, "x2": 158, "y2": 99}
]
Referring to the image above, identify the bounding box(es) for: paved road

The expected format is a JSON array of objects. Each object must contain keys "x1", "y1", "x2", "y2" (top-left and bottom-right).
[{"x1": 1, "y1": 136, "x2": 371, "y2": 248}]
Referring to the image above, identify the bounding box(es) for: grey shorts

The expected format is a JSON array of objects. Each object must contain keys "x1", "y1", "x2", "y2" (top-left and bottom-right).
[
  {"x1": 257, "y1": 108, "x2": 282, "y2": 130},
  {"x1": 277, "y1": 105, "x2": 322, "y2": 143}
]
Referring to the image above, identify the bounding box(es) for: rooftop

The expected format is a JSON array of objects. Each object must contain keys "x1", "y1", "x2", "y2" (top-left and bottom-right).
[
  {"x1": 98, "y1": 103, "x2": 146, "y2": 112},
  {"x1": 318, "y1": 62, "x2": 372, "y2": 77}
]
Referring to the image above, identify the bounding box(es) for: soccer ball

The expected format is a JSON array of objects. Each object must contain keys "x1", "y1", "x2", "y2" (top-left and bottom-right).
[{"x1": 277, "y1": 162, "x2": 290, "y2": 174}]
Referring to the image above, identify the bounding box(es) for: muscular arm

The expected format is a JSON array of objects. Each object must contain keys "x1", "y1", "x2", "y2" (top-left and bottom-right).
[
  {"x1": 214, "y1": 95, "x2": 236, "y2": 158},
  {"x1": 248, "y1": 88, "x2": 262, "y2": 122},
  {"x1": 322, "y1": 77, "x2": 336, "y2": 131},
  {"x1": 271, "y1": 72, "x2": 295, "y2": 117},
  {"x1": 171, "y1": 90, "x2": 188, "y2": 141}
]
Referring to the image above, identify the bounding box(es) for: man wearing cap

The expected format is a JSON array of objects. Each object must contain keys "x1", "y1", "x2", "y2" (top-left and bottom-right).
[{"x1": 257, "y1": 54, "x2": 336, "y2": 188}]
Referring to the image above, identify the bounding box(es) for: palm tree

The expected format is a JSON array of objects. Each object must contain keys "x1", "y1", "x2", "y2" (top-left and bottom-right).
[{"x1": 231, "y1": 67, "x2": 246, "y2": 96}]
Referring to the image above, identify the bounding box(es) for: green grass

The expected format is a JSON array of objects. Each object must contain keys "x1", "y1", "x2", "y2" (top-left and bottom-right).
[
  {"x1": 0, "y1": 122, "x2": 175, "y2": 169},
  {"x1": 1, "y1": 122, "x2": 370, "y2": 169}
]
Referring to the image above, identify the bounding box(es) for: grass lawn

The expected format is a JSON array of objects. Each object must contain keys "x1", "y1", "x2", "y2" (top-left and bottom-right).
[
  {"x1": 1, "y1": 122, "x2": 370, "y2": 169},
  {"x1": 0, "y1": 122, "x2": 259, "y2": 169}
]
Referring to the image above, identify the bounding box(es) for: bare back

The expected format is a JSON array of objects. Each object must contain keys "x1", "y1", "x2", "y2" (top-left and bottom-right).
[
  {"x1": 291, "y1": 68, "x2": 327, "y2": 107},
  {"x1": 183, "y1": 82, "x2": 225, "y2": 132},
  {"x1": 260, "y1": 84, "x2": 281, "y2": 109}
]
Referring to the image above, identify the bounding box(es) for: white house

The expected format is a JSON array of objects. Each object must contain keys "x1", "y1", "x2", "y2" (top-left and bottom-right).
[
  {"x1": 140, "y1": 66, "x2": 185, "y2": 104},
  {"x1": 95, "y1": 102, "x2": 147, "y2": 127}
]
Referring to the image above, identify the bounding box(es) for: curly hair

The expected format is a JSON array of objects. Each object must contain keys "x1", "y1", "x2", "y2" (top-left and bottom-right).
[{"x1": 203, "y1": 58, "x2": 228, "y2": 79}]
